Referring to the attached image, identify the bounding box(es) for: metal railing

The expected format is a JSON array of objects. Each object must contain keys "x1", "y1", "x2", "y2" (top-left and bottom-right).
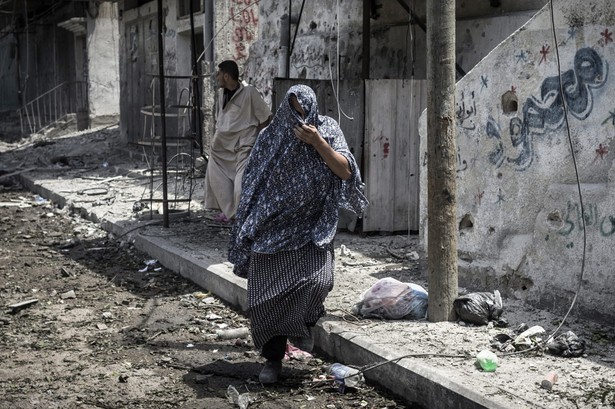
[{"x1": 18, "y1": 81, "x2": 88, "y2": 136}]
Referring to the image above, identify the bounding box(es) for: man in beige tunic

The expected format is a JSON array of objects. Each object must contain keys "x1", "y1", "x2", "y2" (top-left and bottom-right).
[{"x1": 204, "y1": 60, "x2": 271, "y2": 222}]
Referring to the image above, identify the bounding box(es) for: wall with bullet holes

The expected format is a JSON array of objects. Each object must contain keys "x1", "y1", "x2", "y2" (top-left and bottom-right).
[{"x1": 419, "y1": 0, "x2": 615, "y2": 324}]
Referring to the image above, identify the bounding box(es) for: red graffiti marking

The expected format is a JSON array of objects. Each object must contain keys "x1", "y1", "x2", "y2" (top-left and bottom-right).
[
  {"x1": 596, "y1": 143, "x2": 609, "y2": 160},
  {"x1": 383, "y1": 140, "x2": 390, "y2": 158},
  {"x1": 510, "y1": 85, "x2": 516, "y2": 94},
  {"x1": 230, "y1": 4, "x2": 258, "y2": 62},
  {"x1": 539, "y1": 44, "x2": 550, "y2": 65},
  {"x1": 601, "y1": 28, "x2": 613, "y2": 45}
]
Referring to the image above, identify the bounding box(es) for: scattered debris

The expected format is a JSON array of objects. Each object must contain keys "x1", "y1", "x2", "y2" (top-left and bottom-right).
[
  {"x1": 513, "y1": 325, "x2": 546, "y2": 350},
  {"x1": 541, "y1": 370, "x2": 558, "y2": 390},
  {"x1": 226, "y1": 385, "x2": 253, "y2": 409},
  {"x1": 7, "y1": 298, "x2": 39, "y2": 314},
  {"x1": 216, "y1": 327, "x2": 250, "y2": 340},
  {"x1": 340, "y1": 244, "x2": 352, "y2": 257},
  {"x1": 60, "y1": 267, "x2": 74, "y2": 277},
  {"x1": 138, "y1": 259, "x2": 160, "y2": 273},
  {"x1": 60, "y1": 290, "x2": 76, "y2": 299},
  {"x1": 285, "y1": 343, "x2": 313, "y2": 361},
  {"x1": 546, "y1": 331, "x2": 586, "y2": 357}
]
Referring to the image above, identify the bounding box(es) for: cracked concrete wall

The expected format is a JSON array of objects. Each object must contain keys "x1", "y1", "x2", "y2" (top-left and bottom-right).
[
  {"x1": 242, "y1": 1, "x2": 547, "y2": 107},
  {"x1": 87, "y1": 2, "x2": 121, "y2": 127},
  {"x1": 419, "y1": 0, "x2": 615, "y2": 324}
]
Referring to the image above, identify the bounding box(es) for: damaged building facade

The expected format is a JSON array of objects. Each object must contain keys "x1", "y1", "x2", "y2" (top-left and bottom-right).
[
  {"x1": 113, "y1": 0, "x2": 614, "y2": 325},
  {"x1": 419, "y1": 0, "x2": 615, "y2": 324},
  {"x1": 4, "y1": 1, "x2": 613, "y2": 325},
  {"x1": 0, "y1": 0, "x2": 120, "y2": 134}
]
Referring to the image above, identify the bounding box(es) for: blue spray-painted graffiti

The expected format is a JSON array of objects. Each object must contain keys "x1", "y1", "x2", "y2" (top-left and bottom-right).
[
  {"x1": 487, "y1": 47, "x2": 608, "y2": 170},
  {"x1": 558, "y1": 201, "x2": 615, "y2": 237}
]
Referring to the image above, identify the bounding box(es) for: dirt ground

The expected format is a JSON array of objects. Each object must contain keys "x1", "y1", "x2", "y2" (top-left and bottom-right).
[
  {"x1": 1, "y1": 126, "x2": 615, "y2": 409},
  {"x1": 0, "y1": 180, "x2": 410, "y2": 408}
]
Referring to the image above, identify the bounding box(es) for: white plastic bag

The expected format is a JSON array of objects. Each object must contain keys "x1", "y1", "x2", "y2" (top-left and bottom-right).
[{"x1": 356, "y1": 277, "x2": 428, "y2": 320}]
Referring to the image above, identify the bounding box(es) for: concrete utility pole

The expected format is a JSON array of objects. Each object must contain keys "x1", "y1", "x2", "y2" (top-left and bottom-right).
[{"x1": 426, "y1": 0, "x2": 458, "y2": 322}]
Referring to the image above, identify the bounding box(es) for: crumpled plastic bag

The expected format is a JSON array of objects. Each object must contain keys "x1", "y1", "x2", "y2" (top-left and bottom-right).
[
  {"x1": 453, "y1": 290, "x2": 503, "y2": 325},
  {"x1": 226, "y1": 385, "x2": 253, "y2": 409},
  {"x1": 491, "y1": 323, "x2": 542, "y2": 352},
  {"x1": 354, "y1": 277, "x2": 428, "y2": 320},
  {"x1": 546, "y1": 331, "x2": 586, "y2": 357}
]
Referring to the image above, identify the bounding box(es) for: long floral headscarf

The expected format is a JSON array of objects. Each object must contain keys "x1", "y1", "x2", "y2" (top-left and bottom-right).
[{"x1": 228, "y1": 84, "x2": 368, "y2": 277}]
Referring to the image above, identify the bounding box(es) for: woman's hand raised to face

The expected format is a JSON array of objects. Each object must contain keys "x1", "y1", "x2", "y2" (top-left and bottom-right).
[{"x1": 293, "y1": 124, "x2": 324, "y2": 147}]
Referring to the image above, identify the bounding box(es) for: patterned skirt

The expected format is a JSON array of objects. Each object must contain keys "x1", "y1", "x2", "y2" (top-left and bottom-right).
[{"x1": 247, "y1": 241, "x2": 334, "y2": 350}]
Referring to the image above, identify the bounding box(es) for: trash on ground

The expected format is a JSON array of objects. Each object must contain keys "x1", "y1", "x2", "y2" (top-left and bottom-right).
[
  {"x1": 546, "y1": 331, "x2": 586, "y2": 357},
  {"x1": 216, "y1": 327, "x2": 250, "y2": 340},
  {"x1": 353, "y1": 277, "x2": 428, "y2": 320},
  {"x1": 491, "y1": 323, "x2": 545, "y2": 352},
  {"x1": 339, "y1": 244, "x2": 352, "y2": 257},
  {"x1": 326, "y1": 363, "x2": 364, "y2": 393},
  {"x1": 138, "y1": 259, "x2": 159, "y2": 273},
  {"x1": 8, "y1": 298, "x2": 39, "y2": 314},
  {"x1": 285, "y1": 343, "x2": 313, "y2": 361},
  {"x1": 60, "y1": 290, "x2": 76, "y2": 299},
  {"x1": 226, "y1": 385, "x2": 253, "y2": 409},
  {"x1": 513, "y1": 325, "x2": 545, "y2": 350},
  {"x1": 541, "y1": 370, "x2": 558, "y2": 390},
  {"x1": 454, "y1": 290, "x2": 506, "y2": 326},
  {"x1": 32, "y1": 195, "x2": 48, "y2": 205},
  {"x1": 475, "y1": 350, "x2": 498, "y2": 372}
]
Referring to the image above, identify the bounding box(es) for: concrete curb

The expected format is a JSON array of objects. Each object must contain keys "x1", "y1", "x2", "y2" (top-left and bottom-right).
[{"x1": 14, "y1": 171, "x2": 527, "y2": 409}]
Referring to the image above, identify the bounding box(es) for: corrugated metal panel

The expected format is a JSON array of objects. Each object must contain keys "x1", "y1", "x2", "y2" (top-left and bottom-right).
[{"x1": 363, "y1": 79, "x2": 426, "y2": 232}]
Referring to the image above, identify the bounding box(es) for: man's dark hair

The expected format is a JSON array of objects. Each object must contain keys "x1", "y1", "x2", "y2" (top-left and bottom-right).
[{"x1": 218, "y1": 60, "x2": 239, "y2": 81}]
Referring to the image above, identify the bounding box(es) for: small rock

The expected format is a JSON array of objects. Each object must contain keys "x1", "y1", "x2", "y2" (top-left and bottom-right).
[
  {"x1": 97, "y1": 323, "x2": 108, "y2": 330},
  {"x1": 60, "y1": 290, "x2": 76, "y2": 299},
  {"x1": 60, "y1": 267, "x2": 73, "y2": 277}
]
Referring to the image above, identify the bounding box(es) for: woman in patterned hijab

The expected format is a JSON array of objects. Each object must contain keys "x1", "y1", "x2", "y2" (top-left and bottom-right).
[{"x1": 229, "y1": 84, "x2": 368, "y2": 384}]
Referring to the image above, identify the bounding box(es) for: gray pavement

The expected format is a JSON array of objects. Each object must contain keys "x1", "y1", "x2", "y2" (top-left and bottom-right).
[{"x1": 3, "y1": 126, "x2": 613, "y2": 409}]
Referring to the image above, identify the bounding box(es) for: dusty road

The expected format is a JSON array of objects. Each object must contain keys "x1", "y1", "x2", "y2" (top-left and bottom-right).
[{"x1": 0, "y1": 180, "x2": 408, "y2": 409}]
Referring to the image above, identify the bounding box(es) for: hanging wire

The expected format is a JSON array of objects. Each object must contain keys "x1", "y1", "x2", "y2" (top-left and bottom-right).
[
  {"x1": 327, "y1": 0, "x2": 354, "y2": 123},
  {"x1": 542, "y1": 0, "x2": 588, "y2": 343}
]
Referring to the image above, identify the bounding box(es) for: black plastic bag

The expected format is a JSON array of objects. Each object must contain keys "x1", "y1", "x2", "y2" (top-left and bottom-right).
[
  {"x1": 454, "y1": 290, "x2": 503, "y2": 325},
  {"x1": 546, "y1": 331, "x2": 586, "y2": 357}
]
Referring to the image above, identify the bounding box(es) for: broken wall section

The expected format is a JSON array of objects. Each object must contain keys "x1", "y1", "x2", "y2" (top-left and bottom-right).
[{"x1": 419, "y1": 0, "x2": 615, "y2": 325}]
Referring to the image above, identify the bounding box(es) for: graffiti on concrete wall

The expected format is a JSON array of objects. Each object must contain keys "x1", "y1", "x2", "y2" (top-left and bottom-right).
[
  {"x1": 558, "y1": 201, "x2": 615, "y2": 237},
  {"x1": 486, "y1": 47, "x2": 608, "y2": 171},
  {"x1": 456, "y1": 90, "x2": 477, "y2": 130},
  {"x1": 230, "y1": 0, "x2": 259, "y2": 63}
]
